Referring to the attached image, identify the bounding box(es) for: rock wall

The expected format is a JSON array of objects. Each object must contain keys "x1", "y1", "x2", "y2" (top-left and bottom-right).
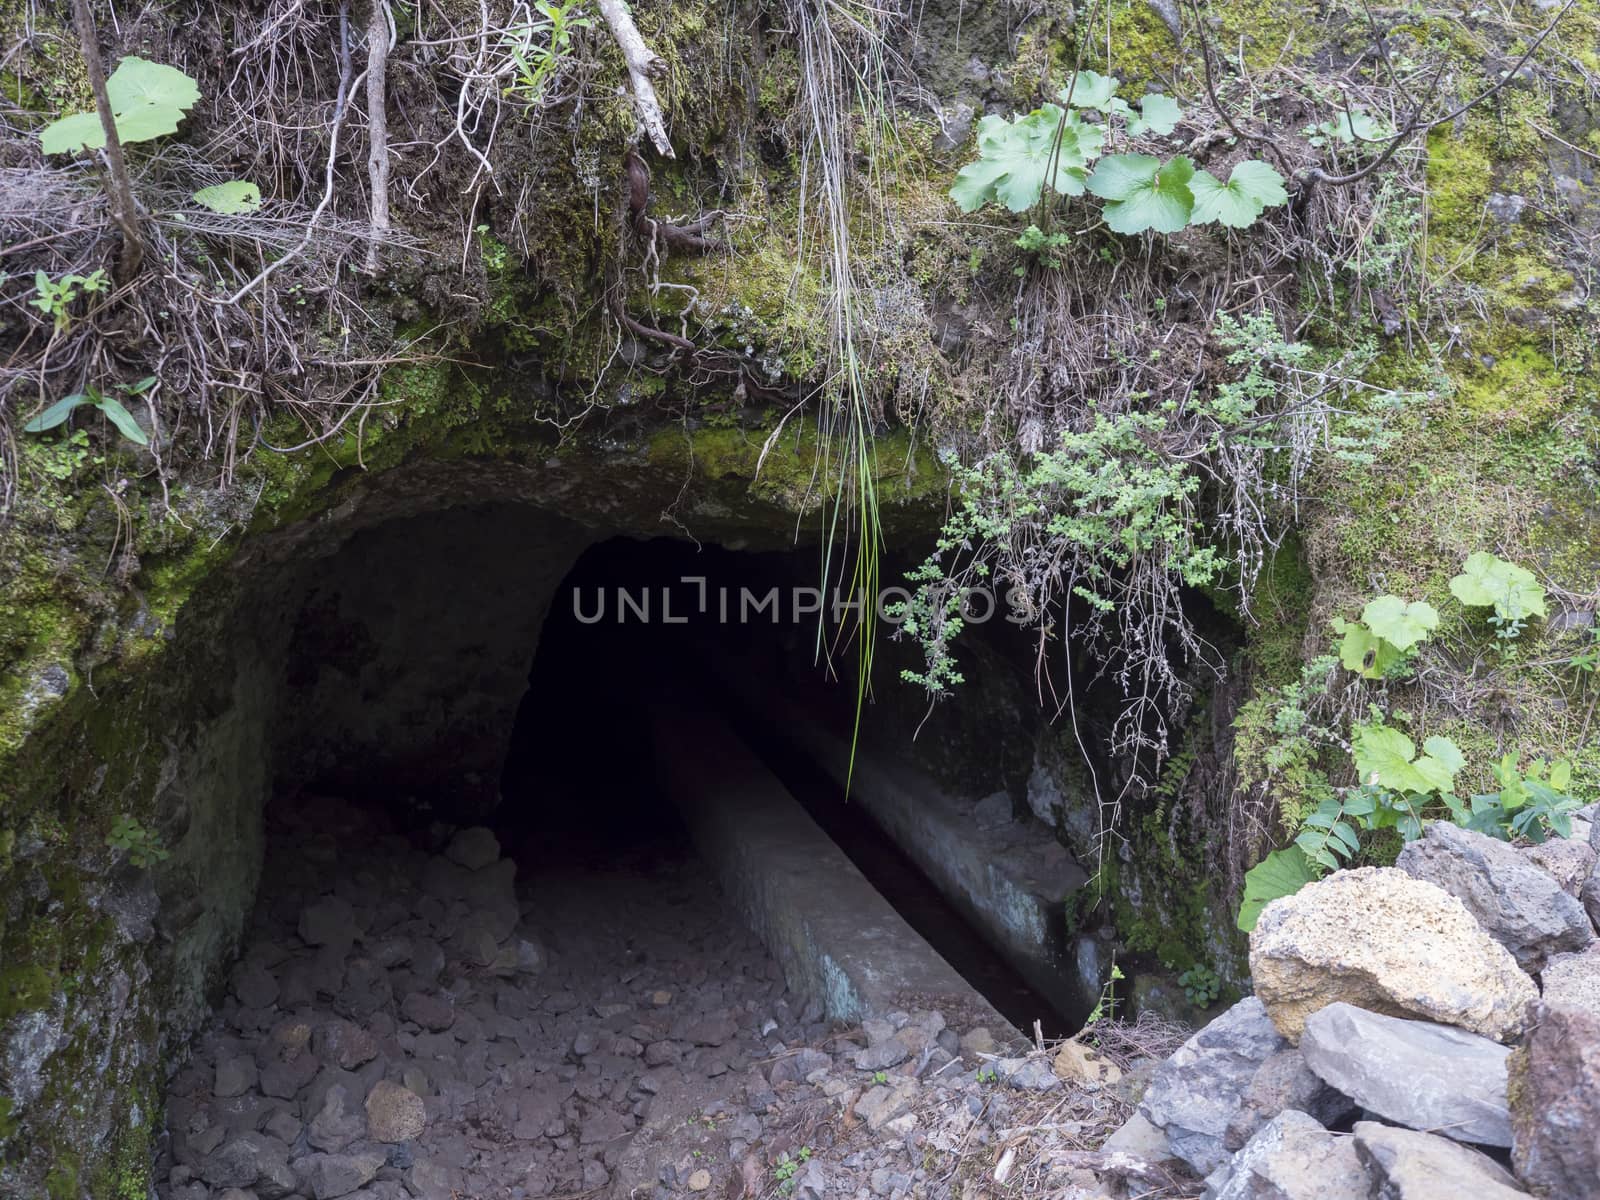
[{"x1": 272, "y1": 505, "x2": 592, "y2": 822}]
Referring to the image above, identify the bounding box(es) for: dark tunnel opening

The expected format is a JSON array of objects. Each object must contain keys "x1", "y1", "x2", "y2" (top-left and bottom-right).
[{"x1": 495, "y1": 535, "x2": 1085, "y2": 1036}]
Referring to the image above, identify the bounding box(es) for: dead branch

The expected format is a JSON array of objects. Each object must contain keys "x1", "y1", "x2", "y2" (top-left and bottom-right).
[
  {"x1": 1187, "y1": 0, "x2": 1578, "y2": 209},
  {"x1": 67, "y1": 0, "x2": 143, "y2": 277},
  {"x1": 364, "y1": 0, "x2": 392, "y2": 273},
  {"x1": 596, "y1": 0, "x2": 674, "y2": 158}
]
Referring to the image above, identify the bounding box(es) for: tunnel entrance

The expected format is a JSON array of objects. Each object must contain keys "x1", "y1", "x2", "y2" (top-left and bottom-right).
[{"x1": 154, "y1": 510, "x2": 1190, "y2": 1200}]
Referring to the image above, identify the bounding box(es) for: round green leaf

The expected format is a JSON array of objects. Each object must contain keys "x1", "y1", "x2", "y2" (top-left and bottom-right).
[
  {"x1": 1189, "y1": 160, "x2": 1288, "y2": 228},
  {"x1": 1229, "y1": 160, "x2": 1288, "y2": 207},
  {"x1": 1449, "y1": 552, "x2": 1546, "y2": 621},
  {"x1": 1089, "y1": 154, "x2": 1195, "y2": 234},
  {"x1": 1059, "y1": 70, "x2": 1120, "y2": 111},
  {"x1": 1353, "y1": 723, "x2": 1425, "y2": 793},
  {"x1": 105, "y1": 57, "x2": 201, "y2": 116},
  {"x1": 1085, "y1": 153, "x2": 1160, "y2": 201},
  {"x1": 112, "y1": 102, "x2": 188, "y2": 145},
  {"x1": 1128, "y1": 93, "x2": 1182, "y2": 137},
  {"x1": 1422, "y1": 736, "x2": 1466, "y2": 778},
  {"x1": 949, "y1": 106, "x2": 1100, "y2": 213},
  {"x1": 40, "y1": 112, "x2": 108, "y2": 155},
  {"x1": 193, "y1": 180, "x2": 264, "y2": 214},
  {"x1": 1237, "y1": 846, "x2": 1317, "y2": 932},
  {"x1": 1360, "y1": 594, "x2": 1439, "y2": 651}
]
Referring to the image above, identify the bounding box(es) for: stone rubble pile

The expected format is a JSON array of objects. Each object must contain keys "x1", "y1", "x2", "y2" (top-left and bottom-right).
[
  {"x1": 158, "y1": 792, "x2": 1600, "y2": 1200},
  {"x1": 156, "y1": 794, "x2": 840, "y2": 1200},
  {"x1": 161, "y1": 795, "x2": 1119, "y2": 1200},
  {"x1": 1097, "y1": 814, "x2": 1600, "y2": 1199}
]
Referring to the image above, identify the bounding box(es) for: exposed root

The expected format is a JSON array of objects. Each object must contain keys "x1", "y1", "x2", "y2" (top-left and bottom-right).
[{"x1": 625, "y1": 151, "x2": 725, "y2": 255}]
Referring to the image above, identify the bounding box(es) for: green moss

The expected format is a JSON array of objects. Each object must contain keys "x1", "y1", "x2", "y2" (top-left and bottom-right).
[
  {"x1": 646, "y1": 422, "x2": 946, "y2": 515},
  {"x1": 45, "y1": 1162, "x2": 78, "y2": 1200},
  {"x1": 1245, "y1": 534, "x2": 1313, "y2": 686},
  {"x1": 0, "y1": 964, "x2": 57, "y2": 1021},
  {"x1": 1455, "y1": 343, "x2": 1567, "y2": 419}
]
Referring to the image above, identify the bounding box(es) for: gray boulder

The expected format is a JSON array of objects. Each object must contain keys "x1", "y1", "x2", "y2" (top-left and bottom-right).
[
  {"x1": 1249, "y1": 868, "x2": 1535, "y2": 1043},
  {"x1": 1396, "y1": 821, "x2": 1592, "y2": 971},
  {"x1": 307, "y1": 1083, "x2": 367, "y2": 1153},
  {"x1": 1300, "y1": 1002, "x2": 1511, "y2": 1146},
  {"x1": 299, "y1": 1149, "x2": 387, "y2": 1200},
  {"x1": 1101, "y1": 1112, "x2": 1177, "y2": 1162},
  {"x1": 199, "y1": 1133, "x2": 295, "y2": 1198},
  {"x1": 1522, "y1": 834, "x2": 1596, "y2": 896},
  {"x1": 1585, "y1": 861, "x2": 1600, "y2": 932},
  {"x1": 1204, "y1": 1110, "x2": 1371, "y2": 1200},
  {"x1": 1353, "y1": 1121, "x2": 1528, "y2": 1198},
  {"x1": 1540, "y1": 943, "x2": 1600, "y2": 1016},
  {"x1": 1139, "y1": 998, "x2": 1287, "y2": 1176},
  {"x1": 443, "y1": 826, "x2": 501, "y2": 870},
  {"x1": 1223, "y1": 1048, "x2": 1357, "y2": 1151},
  {"x1": 298, "y1": 896, "x2": 359, "y2": 950},
  {"x1": 1509, "y1": 1001, "x2": 1600, "y2": 1197}
]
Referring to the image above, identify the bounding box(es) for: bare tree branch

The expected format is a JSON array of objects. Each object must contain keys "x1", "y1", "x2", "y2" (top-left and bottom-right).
[
  {"x1": 364, "y1": 0, "x2": 393, "y2": 273},
  {"x1": 67, "y1": 0, "x2": 143, "y2": 277},
  {"x1": 596, "y1": 0, "x2": 675, "y2": 158}
]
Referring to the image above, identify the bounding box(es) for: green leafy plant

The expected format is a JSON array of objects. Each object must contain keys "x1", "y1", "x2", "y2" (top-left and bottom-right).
[
  {"x1": 1060, "y1": 68, "x2": 1120, "y2": 110},
  {"x1": 1334, "y1": 594, "x2": 1439, "y2": 679},
  {"x1": 1239, "y1": 723, "x2": 1465, "y2": 925},
  {"x1": 1449, "y1": 552, "x2": 1547, "y2": 640},
  {"x1": 950, "y1": 105, "x2": 1103, "y2": 212},
  {"x1": 1305, "y1": 109, "x2": 1393, "y2": 149},
  {"x1": 1086, "y1": 153, "x2": 1198, "y2": 234},
  {"x1": 1570, "y1": 626, "x2": 1600, "y2": 676},
  {"x1": 872, "y1": 1070, "x2": 888, "y2": 1084},
  {"x1": 1446, "y1": 754, "x2": 1581, "y2": 843},
  {"x1": 1236, "y1": 846, "x2": 1318, "y2": 932},
  {"x1": 23, "y1": 379, "x2": 153, "y2": 446},
  {"x1": 40, "y1": 56, "x2": 200, "y2": 154},
  {"x1": 1117, "y1": 93, "x2": 1182, "y2": 137},
  {"x1": 1188, "y1": 161, "x2": 1290, "y2": 229},
  {"x1": 503, "y1": 0, "x2": 593, "y2": 104},
  {"x1": 950, "y1": 72, "x2": 1286, "y2": 234},
  {"x1": 192, "y1": 180, "x2": 264, "y2": 214},
  {"x1": 1352, "y1": 721, "x2": 1463, "y2": 804},
  {"x1": 1177, "y1": 963, "x2": 1221, "y2": 1007},
  {"x1": 891, "y1": 412, "x2": 1222, "y2": 696},
  {"x1": 29, "y1": 270, "x2": 108, "y2": 334},
  {"x1": 773, "y1": 1147, "x2": 812, "y2": 1193},
  {"x1": 1084, "y1": 961, "x2": 1125, "y2": 1026},
  {"x1": 1014, "y1": 224, "x2": 1074, "y2": 269},
  {"x1": 107, "y1": 814, "x2": 168, "y2": 868}
]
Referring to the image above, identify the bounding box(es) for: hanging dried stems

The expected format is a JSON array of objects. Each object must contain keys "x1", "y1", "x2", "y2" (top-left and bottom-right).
[
  {"x1": 896, "y1": 0, "x2": 1529, "y2": 862},
  {"x1": 1, "y1": 0, "x2": 421, "y2": 513}
]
